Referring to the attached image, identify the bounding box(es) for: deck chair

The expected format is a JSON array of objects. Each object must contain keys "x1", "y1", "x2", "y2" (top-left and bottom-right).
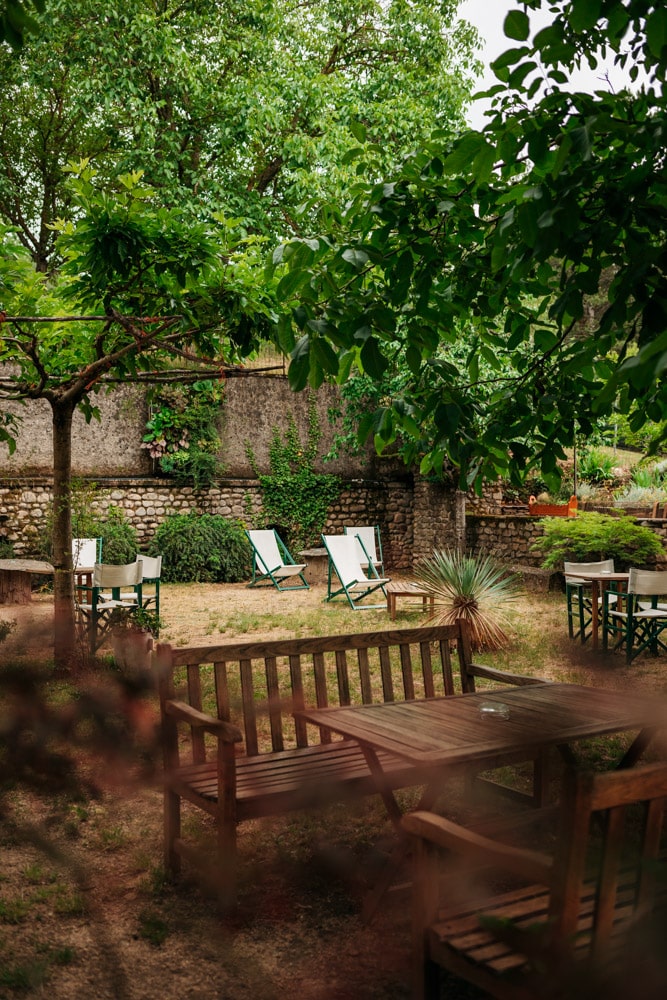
[
  {"x1": 343, "y1": 524, "x2": 384, "y2": 576},
  {"x1": 603, "y1": 567, "x2": 667, "y2": 662},
  {"x1": 322, "y1": 533, "x2": 390, "y2": 609},
  {"x1": 246, "y1": 529, "x2": 309, "y2": 591},
  {"x1": 72, "y1": 537, "x2": 103, "y2": 598},
  {"x1": 403, "y1": 761, "x2": 667, "y2": 999},
  {"x1": 564, "y1": 558, "x2": 617, "y2": 643},
  {"x1": 75, "y1": 559, "x2": 144, "y2": 652}
]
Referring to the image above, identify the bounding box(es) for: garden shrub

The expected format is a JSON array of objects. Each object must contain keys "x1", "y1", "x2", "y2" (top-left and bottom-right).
[
  {"x1": 100, "y1": 505, "x2": 138, "y2": 564},
  {"x1": 150, "y1": 512, "x2": 251, "y2": 583},
  {"x1": 532, "y1": 511, "x2": 665, "y2": 570}
]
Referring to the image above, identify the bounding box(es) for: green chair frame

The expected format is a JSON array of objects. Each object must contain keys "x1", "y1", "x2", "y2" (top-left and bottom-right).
[
  {"x1": 603, "y1": 567, "x2": 667, "y2": 662},
  {"x1": 564, "y1": 558, "x2": 616, "y2": 643}
]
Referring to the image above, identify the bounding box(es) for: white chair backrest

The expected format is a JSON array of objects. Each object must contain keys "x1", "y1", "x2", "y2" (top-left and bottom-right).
[
  {"x1": 323, "y1": 535, "x2": 364, "y2": 586},
  {"x1": 628, "y1": 568, "x2": 667, "y2": 596},
  {"x1": 137, "y1": 554, "x2": 162, "y2": 579},
  {"x1": 93, "y1": 560, "x2": 143, "y2": 589},
  {"x1": 564, "y1": 558, "x2": 614, "y2": 583},
  {"x1": 344, "y1": 526, "x2": 378, "y2": 564},
  {"x1": 248, "y1": 530, "x2": 284, "y2": 571},
  {"x1": 72, "y1": 537, "x2": 99, "y2": 568}
]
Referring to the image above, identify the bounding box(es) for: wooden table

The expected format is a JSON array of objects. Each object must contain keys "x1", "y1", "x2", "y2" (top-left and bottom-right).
[
  {"x1": 385, "y1": 580, "x2": 435, "y2": 620},
  {"x1": 565, "y1": 571, "x2": 629, "y2": 650},
  {"x1": 0, "y1": 558, "x2": 54, "y2": 604},
  {"x1": 298, "y1": 683, "x2": 664, "y2": 916}
]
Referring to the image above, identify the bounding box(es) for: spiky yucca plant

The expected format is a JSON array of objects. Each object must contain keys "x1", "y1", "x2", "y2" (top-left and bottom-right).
[{"x1": 415, "y1": 549, "x2": 519, "y2": 650}]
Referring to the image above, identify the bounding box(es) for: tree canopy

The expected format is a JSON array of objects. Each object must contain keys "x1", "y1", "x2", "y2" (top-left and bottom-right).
[
  {"x1": 272, "y1": 0, "x2": 667, "y2": 491},
  {"x1": 0, "y1": 0, "x2": 478, "y2": 270}
]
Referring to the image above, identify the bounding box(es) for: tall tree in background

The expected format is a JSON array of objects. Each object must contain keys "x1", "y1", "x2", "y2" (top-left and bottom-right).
[
  {"x1": 0, "y1": 167, "x2": 275, "y2": 665},
  {"x1": 273, "y1": 0, "x2": 666, "y2": 491},
  {"x1": 0, "y1": 0, "x2": 478, "y2": 271}
]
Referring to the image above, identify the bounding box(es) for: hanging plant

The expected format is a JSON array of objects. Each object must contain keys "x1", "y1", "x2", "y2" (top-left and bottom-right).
[{"x1": 142, "y1": 380, "x2": 225, "y2": 487}]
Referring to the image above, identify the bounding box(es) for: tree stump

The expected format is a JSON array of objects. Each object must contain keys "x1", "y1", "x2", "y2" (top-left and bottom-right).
[{"x1": 0, "y1": 559, "x2": 55, "y2": 604}]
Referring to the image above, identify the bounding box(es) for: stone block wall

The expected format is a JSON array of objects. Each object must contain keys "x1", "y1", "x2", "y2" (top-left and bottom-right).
[{"x1": 0, "y1": 475, "x2": 414, "y2": 571}]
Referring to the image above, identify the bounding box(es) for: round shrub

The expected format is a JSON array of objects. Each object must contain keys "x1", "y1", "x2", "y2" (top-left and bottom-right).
[{"x1": 150, "y1": 513, "x2": 251, "y2": 583}]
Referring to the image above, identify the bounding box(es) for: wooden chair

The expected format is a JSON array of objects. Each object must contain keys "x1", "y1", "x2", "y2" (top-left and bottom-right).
[
  {"x1": 402, "y1": 761, "x2": 667, "y2": 999},
  {"x1": 246, "y1": 528, "x2": 309, "y2": 591}
]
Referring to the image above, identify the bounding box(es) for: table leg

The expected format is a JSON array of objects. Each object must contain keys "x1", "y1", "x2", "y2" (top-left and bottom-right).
[{"x1": 590, "y1": 580, "x2": 600, "y2": 650}]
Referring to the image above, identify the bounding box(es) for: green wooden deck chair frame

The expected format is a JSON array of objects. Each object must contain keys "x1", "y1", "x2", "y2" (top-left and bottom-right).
[
  {"x1": 246, "y1": 529, "x2": 309, "y2": 591},
  {"x1": 564, "y1": 558, "x2": 617, "y2": 643},
  {"x1": 322, "y1": 533, "x2": 390, "y2": 610},
  {"x1": 343, "y1": 524, "x2": 384, "y2": 577}
]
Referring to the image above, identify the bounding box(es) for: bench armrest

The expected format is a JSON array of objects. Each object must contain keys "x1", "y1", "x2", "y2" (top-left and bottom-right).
[
  {"x1": 165, "y1": 700, "x2": 243, "y2": 743},
  {"x1": 470, "y1": 663, "x2": 548, "y2": 686},
  {"x1": 402, "y1": 810, "x2": 552, "y2": 884}
]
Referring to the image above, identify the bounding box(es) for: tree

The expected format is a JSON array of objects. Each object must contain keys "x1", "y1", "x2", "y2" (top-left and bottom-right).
[
  {"x1": 0, "y1": 166, "x2": 275, "y2": 665},
  {"x1": 0, "y1": 0, "x2": 43, "y2": 48},
  {"x1": 0, "y1": 0, "x2": 479, "y2": 270},
  {"x1": 272, "y1": 0, "x2": 667, "y2": 492}
]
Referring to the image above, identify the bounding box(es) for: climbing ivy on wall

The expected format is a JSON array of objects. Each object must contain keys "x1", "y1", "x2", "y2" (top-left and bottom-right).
[
  {"x1": 142, "y1": 380, "x2": 225, "y2": 488},
  {"x1": 247, "y1": 395, "x2": 341, "y2": 551}
]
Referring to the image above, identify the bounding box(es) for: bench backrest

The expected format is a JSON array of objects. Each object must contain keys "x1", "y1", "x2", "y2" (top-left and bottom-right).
[{"x1": 156, "y1": 622, "x2": 475, "y2": 760}]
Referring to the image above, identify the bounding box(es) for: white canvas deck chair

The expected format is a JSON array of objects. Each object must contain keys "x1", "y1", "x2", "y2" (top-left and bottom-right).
[
  {"x1": 343, "y1": 524, "x2": 384, "y2": 576},
  {"x1": 99, "y1": 553, "x2": 162, "y2": 620},
  {"x1": 246, "y1": 529, "x2": 309, "y2": 591},
  {"x1": 322, "y1": 533, "x2": 390, "y2": 609}
]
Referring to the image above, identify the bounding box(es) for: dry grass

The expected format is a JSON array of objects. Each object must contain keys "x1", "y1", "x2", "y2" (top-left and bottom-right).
[{"x1": 2, "y1": 579, "x2": 667, "y2": 998}]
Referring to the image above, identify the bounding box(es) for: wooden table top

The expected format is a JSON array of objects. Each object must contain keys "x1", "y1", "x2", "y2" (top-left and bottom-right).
[
  {"x1": 0, "y1": 558, "x2": 54, "y2": 575},
  {"x1": 297, "y1": 684, "x2": 665, "y2": 768},
  {"x1": 565, "y1": 571, "x2": 630, "y2": 583}
]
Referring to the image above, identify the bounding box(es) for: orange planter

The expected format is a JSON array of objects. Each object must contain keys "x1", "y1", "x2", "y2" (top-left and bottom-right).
[{"x1": 528, "y1": 495, "x2": 578, "y2": 517}]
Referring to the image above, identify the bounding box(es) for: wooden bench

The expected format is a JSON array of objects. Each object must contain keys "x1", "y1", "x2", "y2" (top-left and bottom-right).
[{"x1": 155, "y1": 622, "x2": 546, "y2": 906}]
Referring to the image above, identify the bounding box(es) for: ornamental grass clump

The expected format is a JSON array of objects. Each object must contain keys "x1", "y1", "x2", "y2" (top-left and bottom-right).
[{"x1": 415, "y1": 549, "x2": 519, "y2": 651}]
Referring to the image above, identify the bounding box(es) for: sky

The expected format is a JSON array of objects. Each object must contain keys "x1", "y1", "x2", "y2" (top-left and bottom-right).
[{"x1": 458, "y1": 0, "x2": 640, "y2": 129}]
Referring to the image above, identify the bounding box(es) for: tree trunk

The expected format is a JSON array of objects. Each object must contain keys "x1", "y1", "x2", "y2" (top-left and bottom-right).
[
  {"x1": 454, "y1": 489, "x2": 467, "y2": 555},
  {"x1": 51, "y1": 398, "x2": 77, "y2": 668}
]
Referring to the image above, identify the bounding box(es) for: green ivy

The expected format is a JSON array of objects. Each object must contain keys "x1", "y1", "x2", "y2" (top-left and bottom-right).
[
  {"x1": 143, "y1": 380, "x2": 225, "y2": 488},
  {"x1": 150, "y1": 512, "x2": 251, "y2": 583},
  {"x1": 247, "y1": 395, "x2": 341, "y2": 551}
]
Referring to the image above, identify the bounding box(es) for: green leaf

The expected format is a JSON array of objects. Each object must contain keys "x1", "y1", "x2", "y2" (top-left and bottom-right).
[
  {"x1": 568, "y1": 0, "x2": 602, "y2": 32},
  {"x1": 360, "y1": 337, "x2": 388, "y2": 378},
  {"x1": 646, "y1": 7, "x2": 667, "y2": 58},
  {"x1": 503, "y1": 10, "x2": 530, "y2": 41}
]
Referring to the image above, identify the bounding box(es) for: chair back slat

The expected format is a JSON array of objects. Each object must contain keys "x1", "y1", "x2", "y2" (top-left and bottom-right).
[
  {"x1": 628, "y1": 568, "x2": 667, "y2": 596},
  {"x1": 419, "y1": 641, "x2": 436, "y2": 699},
  {"x1": 357, "y1": 648, "x2": 373, "y2": 704},
  {"x1": 335, "y1": 650, "x2": 351, "y2": 706},
  {"x1": 379, "y1": 645, "x2": 394, "y2": 701},
  {"x1": 187, "y1": 662, "x2": 206, "y2": 763},
  {"x1": 214, "y1": 661, "x2": 231, "y2": 721},
  {"x1": 400, "y1": 643, "x2": 415, "y2": 700},
  {"x1": 289, "y1": 654, "x2": 308, "y2": 748},
  {"x1": 239, "y1": 658, "x2": 258, "y2": 755},
  {"x1": 564, "y1": 558, "x2": 614, "y2": 583},
  {"x1": 264, "y1": 655, "x2": 284, "y2": 752},
  {"x1": 344, "y1": 525, "x2": 379, "y2": 564},
  {"x1": 324, "y1": 534, "x2": 365, "y2": 585}
]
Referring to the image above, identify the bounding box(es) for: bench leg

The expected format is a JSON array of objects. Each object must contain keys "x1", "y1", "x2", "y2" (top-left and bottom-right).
[{"x1": 164, "y1": 787, "x2": 181, "y2": 875}]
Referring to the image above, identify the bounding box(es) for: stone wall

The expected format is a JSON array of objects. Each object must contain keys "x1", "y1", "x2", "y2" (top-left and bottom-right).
[
  {"x1": 0, "y1": 375, "x2": 388, "y2": 479},
  {"x1": 0, "y1": 474, "x2": 415, "y2": 571}
]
